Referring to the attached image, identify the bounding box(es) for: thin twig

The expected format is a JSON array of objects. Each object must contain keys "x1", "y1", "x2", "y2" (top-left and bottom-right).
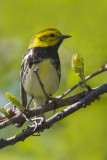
[
  {"x1": 58, "y1": 64, "x2": 107, "y2": 98},
  {"x1": 34, "y1": 67, "x2": 49, "y2": 100}
]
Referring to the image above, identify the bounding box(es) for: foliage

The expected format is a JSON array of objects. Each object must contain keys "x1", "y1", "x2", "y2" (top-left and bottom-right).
[{"x1": 6, "y1": 92, "x2": 24, "y2": 112}]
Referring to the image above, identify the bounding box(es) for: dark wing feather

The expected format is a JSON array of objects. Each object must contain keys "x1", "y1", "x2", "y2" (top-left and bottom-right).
[
  {"x1": 20, "y1": 79, "x2": 27, "y2": 108},
  {"x1": 20, "y1": 51, "x2": 28, "y2": 108}
]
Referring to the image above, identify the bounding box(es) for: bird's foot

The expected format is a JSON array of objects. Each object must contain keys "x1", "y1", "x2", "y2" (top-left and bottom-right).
[{"x1": 22, "y1": 116, "x2": 45, "y2": 136}]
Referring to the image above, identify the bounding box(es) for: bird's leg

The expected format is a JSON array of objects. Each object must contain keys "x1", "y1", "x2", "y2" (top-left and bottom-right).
[
  {"x1": 15, "y1": 96, "x2": 34, "y2": 128},
  {"x1": 20, "y1": 96, "x2": 34, "y2": 124},
  {"x1": 52, "y1": 101, "x2": 58, "y2": 113},
  {"x1": 26, "y1": 96, "x2": 34, "y2": 111}
]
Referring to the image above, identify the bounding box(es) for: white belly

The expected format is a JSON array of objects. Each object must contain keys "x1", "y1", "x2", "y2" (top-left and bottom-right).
[{"x1": 23, "y1": 59, "x2": 60, "y2": 101}]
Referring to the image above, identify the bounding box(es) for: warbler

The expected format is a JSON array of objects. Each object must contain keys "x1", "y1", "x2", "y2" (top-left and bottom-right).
[{"x1": 20, "y1": 28, "x2": 71, "y2": 116}]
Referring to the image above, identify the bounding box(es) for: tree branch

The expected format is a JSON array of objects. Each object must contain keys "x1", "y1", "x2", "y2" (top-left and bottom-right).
[
  {"x1": 0, "y1": 83, "x2": 107, "y2": 149},
  {"x1": 58, "y1": 64, "x2": 107, "y2": 98},
  {"x1": 0, "y1": 86, "x2": 97, "y2": 130}
]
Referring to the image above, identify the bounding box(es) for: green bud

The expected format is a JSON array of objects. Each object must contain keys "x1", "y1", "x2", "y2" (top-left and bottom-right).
[
  {"x1": 72, "y1": 54, "x2": 88, "y2": 89},
  {"x1": 72, "y1": 53, "x2": 84, "y2": 76},
  {"x1": 7, "y1": 108, "x2": 15, "y2": 117}
]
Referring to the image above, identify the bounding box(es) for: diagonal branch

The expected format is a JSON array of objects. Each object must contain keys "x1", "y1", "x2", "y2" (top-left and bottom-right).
[
  {"x1": 0, "y1": 89, "x2": 89, "y2": 129},
  {"x1": 0, "y1": 83, "x2": 107, "y2": 149},
  {"x1": 0, "y1": 83, "x2": 107, "y2": 130},
  {"x1": 58, "y1": 64, "x2": 107, "y2": 98}
]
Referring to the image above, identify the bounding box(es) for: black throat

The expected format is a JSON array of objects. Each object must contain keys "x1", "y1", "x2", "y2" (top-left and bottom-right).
[
  {"x1": 33, "y1": 45, "x2": 59, "y2": 59},
  {"x1": 27, "y1": 43, "x2": 61, "y2": 68}
]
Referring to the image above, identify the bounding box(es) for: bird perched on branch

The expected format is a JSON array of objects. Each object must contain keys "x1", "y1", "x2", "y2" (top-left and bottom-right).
[{"x1": 20, "y1": 28, "x2": 71, "y2": 117}]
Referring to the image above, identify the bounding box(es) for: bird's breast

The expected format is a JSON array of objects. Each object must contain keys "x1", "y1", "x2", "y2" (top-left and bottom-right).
[{"x1": 23, "y1": 58, "x2": 60, "y2": 98}]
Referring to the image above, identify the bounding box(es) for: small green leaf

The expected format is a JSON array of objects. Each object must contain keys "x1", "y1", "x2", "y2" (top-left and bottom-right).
[
  {"x1": 72, "y1": 53, "x2": 84, "y2": 76},
  {"x1": 6, "y1": 92, "x2": 24, "y2": 112}
]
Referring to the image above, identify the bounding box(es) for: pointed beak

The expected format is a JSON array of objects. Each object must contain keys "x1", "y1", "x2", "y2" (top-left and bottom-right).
[{"x1": 61, "y1": 35, "x2": 72, "y2": 39}]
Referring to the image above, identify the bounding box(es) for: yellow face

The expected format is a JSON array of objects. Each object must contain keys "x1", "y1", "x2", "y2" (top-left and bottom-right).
[{"x1": 28, "y1": 28, "x2": 62, "y2": 48}]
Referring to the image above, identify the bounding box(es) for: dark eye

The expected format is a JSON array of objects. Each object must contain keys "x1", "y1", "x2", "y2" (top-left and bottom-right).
[{"x1": 49, "y1": 34, "x2": 55, "y2": 37}]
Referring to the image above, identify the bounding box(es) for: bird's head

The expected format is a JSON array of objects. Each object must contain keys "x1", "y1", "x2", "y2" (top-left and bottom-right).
[{"x1": 28, "y1": 28, "x2": 71, "y2": 49}]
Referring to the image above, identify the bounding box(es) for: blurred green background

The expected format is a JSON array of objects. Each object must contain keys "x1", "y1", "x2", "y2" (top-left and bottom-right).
[{"x1": 0, "y1": 0, "x2": 107, "y2": 159}]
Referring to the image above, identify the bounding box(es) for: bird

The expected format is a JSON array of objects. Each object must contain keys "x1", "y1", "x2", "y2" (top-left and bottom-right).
[{"x1": 20, "y1": 28, "x2": 71, "y2": 118}]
